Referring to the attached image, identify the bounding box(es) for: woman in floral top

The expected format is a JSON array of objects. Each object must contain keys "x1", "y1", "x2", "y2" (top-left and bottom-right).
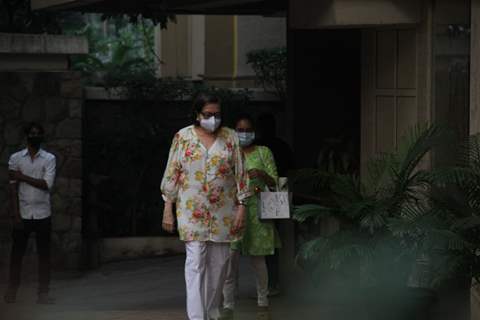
[{"x1": 161, "y1": 93, "x2": 250, "y2": 320}]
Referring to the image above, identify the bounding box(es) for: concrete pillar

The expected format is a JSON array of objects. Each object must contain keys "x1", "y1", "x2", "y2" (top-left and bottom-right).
[
  {"x1": 471, "y1": 0, "x2": 480, "y2": 135},
  {"x1": 471, "y1": 4, "x2": 480, "y2": 319}
]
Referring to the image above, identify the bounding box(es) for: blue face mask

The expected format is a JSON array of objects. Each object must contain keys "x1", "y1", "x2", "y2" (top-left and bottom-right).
[{"x1": 237, "y1": 132, "x2": 255, "y2": 147}]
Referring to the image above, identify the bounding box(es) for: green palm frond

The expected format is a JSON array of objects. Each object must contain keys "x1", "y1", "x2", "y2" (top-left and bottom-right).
[
  {"x1": 294, "y1": 204, "x2": 335, "y2": 223},
  {"x1": 329, "y1": 243, "x2": 374, "y2": 270},
  {"x1": 360, "y1": 208, "x2": 388, "y2": 233},
  {"x1": 366, "y1": 152, "x2": 395, "y2": 192},
  {"x1": 425, "y1": 229, "x2": 473, "y2": 251},
  {"x1": 330, "y1": 174, "x2": 362, "y2": 202},
  {"x1": 431, "y1": 187, "x2": 477, "y2": 219},
  {"x1": 290, "y1": 168, "x2": 333, "y2": 193},
  {"x1": 392, "y1": 125, "x2": 444, "y2": 192},
  {"x1": 450, "y1": 215, "x2": 480, "y2": 231},
  {"x1": 340, "y1": 197, "x2": 377, "y2": 220},
  {"x1": 295, "y1": 123, "x2": 480, "y2": 286},
  {"x1": 297, "y1": 237, "x2": 331, "y2": 262}
]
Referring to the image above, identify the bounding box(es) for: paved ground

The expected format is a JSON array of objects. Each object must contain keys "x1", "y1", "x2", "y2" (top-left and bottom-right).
[{"x1": 0, "y1": 255, "x2": 351, "y2": 320}]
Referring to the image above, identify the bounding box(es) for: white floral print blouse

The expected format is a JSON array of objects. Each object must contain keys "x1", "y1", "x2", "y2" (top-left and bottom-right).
[{"x1": 161, "y1": 125, "x2": 250, "y2": 242}]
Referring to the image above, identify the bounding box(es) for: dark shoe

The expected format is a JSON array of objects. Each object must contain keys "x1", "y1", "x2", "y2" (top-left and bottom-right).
[
  {"x1": 256, "y1": 306, "x2": 270, "y2": 320},
  {"x1": 268, "y1": 286, "x2": 281, "y2": 297},
  {"x1": 4, "y1": 289, "x2": 17, "y2": 304},
  {"x1": 218, "y1": 307, "x2": 234, "y2": 320},
  {"x1": 37, "y1": 293, "x2": 55, "y2": 305}
]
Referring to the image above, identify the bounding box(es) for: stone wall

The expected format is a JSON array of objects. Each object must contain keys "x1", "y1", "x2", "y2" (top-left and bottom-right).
[{"x1": 0, "y1": 71, "x2": 83, "y2": 278}]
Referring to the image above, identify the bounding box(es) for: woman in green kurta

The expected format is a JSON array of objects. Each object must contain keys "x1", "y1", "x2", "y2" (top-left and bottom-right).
[
  {"x1": 221, "y1": 114, "x2": 281, "y2": 320},
  {"x1": 232, "y1": 143, "x2": 281, "y2": 256}
]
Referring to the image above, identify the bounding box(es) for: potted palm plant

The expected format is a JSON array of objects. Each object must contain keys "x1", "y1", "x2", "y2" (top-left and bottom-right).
[
  {"x1": 293, "y1": 125, "x2": 455, "y2": 320},
  {"x1": 414, "y1": 134, "x2": 480, "y2": 320}
]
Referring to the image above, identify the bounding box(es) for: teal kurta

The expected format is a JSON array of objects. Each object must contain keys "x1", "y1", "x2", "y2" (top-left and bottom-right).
[{"x1": 233, "y1": 145, "x2": 282, "y2": 256}]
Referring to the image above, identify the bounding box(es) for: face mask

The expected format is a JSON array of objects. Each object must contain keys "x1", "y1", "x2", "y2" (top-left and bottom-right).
[
  {"x1": 27, "y1": 136, "x2": 43, "y2": 148},
  {"x1": 237, "y1": 132, "x2": 255, "y2": 147},
  {"x1": 200, "y1": 116, "x2": 222, "y2": 133}
]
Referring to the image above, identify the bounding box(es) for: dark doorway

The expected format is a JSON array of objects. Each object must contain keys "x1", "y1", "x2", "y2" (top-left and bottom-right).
[
  {"x1": 290, "y1": 29, "x2": 362, "y2": 172},
  {"x1": 288, "y1": 29, "x2": 362, "y2": 250}
]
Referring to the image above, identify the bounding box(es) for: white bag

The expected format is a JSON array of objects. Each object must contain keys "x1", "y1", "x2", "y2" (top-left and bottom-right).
[{"x1": 257, "y1": 177, "x2": 291, "y2": 220}]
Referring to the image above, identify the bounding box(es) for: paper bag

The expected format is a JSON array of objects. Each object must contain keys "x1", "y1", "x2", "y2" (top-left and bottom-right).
[{"x1": 257, "y1": 177, "x2": 291, "y2": 220}]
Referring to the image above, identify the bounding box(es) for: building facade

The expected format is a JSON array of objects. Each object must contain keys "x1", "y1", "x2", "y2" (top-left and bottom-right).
[{"x1": 25, "y1": 0, "x2": 480, "y2": 317}]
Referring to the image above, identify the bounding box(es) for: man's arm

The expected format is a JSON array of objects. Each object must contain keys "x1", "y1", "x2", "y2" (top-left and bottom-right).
[
  {"x1": 13, "y1": 156, "x2": 56, "y2": 191},
  {"x1": 13, "y1": 171, "x2": 49, "y2": 190},
  {"x1": 8, "y1": 171, "x2": 21, "y2": 223}
]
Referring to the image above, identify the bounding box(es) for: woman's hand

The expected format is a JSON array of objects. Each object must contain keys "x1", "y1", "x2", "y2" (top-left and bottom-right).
[
  {"x1": 232, "y1": 204, "x2": 246, "y2": 234},
  {"x1": 162, "y1": 201, "x2": 176, "y2": 233},
  {"x1": 248, "y1": 169, "x2": 265, "y2": 180},
  {"x1": 248, "y1": 169, "x2": 276, "y2": 188}
]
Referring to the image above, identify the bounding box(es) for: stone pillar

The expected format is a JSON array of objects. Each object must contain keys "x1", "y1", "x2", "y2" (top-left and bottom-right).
[
  {"x1": 471, "y1": 0, "x2": 480, "y2": 135},
  {"x1": 471, "y1": 2, "x2": 480, "y2": 318}
]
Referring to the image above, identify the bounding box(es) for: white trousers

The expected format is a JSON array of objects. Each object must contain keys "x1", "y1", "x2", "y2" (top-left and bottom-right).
[
  {"x1": 223, "y1": 250, "x2": 269, "y2": 310},
  {"x1": 185, "y1": 241, "x2": 230, "y2": 320}
]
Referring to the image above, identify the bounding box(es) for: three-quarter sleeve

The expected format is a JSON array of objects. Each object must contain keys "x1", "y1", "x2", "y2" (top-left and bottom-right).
[
  {"x1": 161, "y1": 133, "x2": 182, "y2": 202},
  {"x1": 261, "y1": 147, "x2": 279, "y2": 183},
  {"x1": 231, "y1": 132, "x2": 250, "y2": 202}
]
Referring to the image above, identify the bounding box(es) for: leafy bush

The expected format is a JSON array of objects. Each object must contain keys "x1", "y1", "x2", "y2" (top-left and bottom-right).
[
  {"x1": 0, "y1": 2, "x2": 174, "y2": 34},
  {"x1": 293, "y1": 125, "x2": 469, "y2": 289},
  {"x1": 70, "y1": 15, "x2": 159, "y2": 86},
  {"x1": 247, "y1": 47, "x2": 287, "y2": 101}
]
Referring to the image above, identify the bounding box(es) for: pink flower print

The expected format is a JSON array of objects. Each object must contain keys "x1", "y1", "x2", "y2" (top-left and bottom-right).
[
  {"x1": 192, "y1": 209, "x2": 203, "y2": 219},
  {"x1": 209, "y1": 191, "x2": 220, "y2": 204},
  {"x1": 218, "y1": 164, "x2": 229, "y2": 175}
]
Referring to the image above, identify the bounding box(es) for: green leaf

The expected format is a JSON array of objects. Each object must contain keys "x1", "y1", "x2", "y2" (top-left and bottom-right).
[{"x1": 294, "y1": 204, "x2": 334, "y2": 223}]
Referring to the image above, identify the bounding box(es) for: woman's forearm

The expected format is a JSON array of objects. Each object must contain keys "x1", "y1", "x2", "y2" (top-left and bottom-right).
[
  {"x1": 164, "y1": 200, "x2": 174, "y2": 213},
  {"x1": 262, "y1": 173, "x2": 277, "y2": 188}
]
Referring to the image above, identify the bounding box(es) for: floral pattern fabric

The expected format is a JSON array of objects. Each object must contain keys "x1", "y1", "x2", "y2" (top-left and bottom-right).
[{"x1": 161, "y1": 125, "x2": 250, "y2": 242}]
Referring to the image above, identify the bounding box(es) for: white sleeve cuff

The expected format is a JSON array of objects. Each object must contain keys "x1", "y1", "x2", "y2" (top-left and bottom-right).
[{"x1": 162, "y1": 194, "x2": 176, "y2": 202}]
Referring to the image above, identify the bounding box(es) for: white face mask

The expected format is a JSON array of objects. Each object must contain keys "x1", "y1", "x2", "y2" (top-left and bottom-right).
[
  {"x1": 237, "y1": 132, "x2": 255, "y2": 147},
  {"x1": 200, "y1": 116, "x2": 221, "y2": 133}
]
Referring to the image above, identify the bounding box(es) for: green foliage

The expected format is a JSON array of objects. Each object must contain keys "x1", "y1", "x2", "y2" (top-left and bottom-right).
[
  {"x1": 70, "y1": 15, "x2": 158, "y2": 86},
  {"x1": 0, "y1": 0, "x2": 174, "y2": 34},
  {"x1": 247, "y1": 47, "x2": 287, "y2": 101},
  {"x1": 425, "y1": 134, "x2": 480, "y2": 283},
  {"x1": 101, "y1": 12, "x2": 176, "y2": 30},
  {"x1": 0, "y1": 0, "x2": 64, "y2": 33},
  {"x1": 109, "y1": 74, "x2": 252, "y2": 122},
  {"x1": 293, "y1": 125, "x2": 465, "y2": 288}
]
